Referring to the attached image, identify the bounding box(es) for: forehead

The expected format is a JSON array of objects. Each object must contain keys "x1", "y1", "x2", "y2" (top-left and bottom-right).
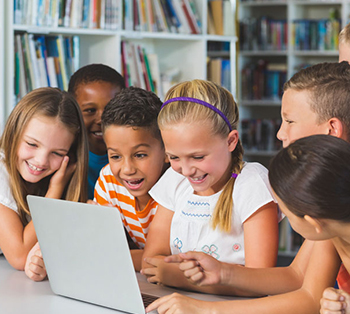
[
  {"x1": 339, "y1": 42, "x2": 350, "y2": 62},
  {"x1": 75, "y1": 81, "x2": 120, "y2": 100},
  {"x1": 281, "y1": 89, "x2": 315, "y2": 116},
  {"x1": 104, "y1": 125, "x2": 162, "y2": 148}
]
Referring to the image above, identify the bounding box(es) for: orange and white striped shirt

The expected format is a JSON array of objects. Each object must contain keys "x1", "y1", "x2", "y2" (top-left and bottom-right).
[{"x1": 94, "y1": 164, "x2": 158, "y2": 249}]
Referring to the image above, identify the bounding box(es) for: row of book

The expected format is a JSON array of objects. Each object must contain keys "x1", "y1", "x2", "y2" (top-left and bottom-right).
[
  {"x1": 241, "y1": 118, "x2": 282, "y2": 152},
  {"x1": 240, "y1": 17, "x2": 288, "y2": 51},
  {"x1": 121, "y1": 41, "x2": 165, "y2": 98},
  {"x1": 207, "y1": 58, "x2": 231, "y2": 92},
  {"x1": 14, "y1": 33, "x2": 80, "y2": 102},
  {"x1": 14, "y1": 0, "x2": 121, "y2": 30},
  {"x1": 241, "y1": 60, "x2": 287, "y2": 101},
  {"x1": 207, "y1": 0, "x2": 235, "y2": 36},
  {"x1": 292, "y1": 19, "x2": 340, "y2": 51},
  {"x1": 124, "y1": 0, "x2": 201, "y2": 34}
]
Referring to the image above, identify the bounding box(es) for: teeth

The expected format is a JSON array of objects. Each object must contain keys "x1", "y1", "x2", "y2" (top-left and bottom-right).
[
  {"x1": 28, "y1": 162, "x2": 44, "y2": 171},
  {"x1": 94, "y1": 132, "x2": 103, "y2": 136},
  {"x1": 126, "y1": 179, "x2": 143, "y2": 186},
  {"x1": 191, "y1": 175, "x2": 206, "y2": 181}
]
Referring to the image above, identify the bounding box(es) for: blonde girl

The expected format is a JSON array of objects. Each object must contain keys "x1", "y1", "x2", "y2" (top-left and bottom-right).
[
  {"x1": 0, "y1": 87, "x2": 88, "y2": 277},
  {"x1": 141, "y1": 79, "x2": 280, "y2": 295}
]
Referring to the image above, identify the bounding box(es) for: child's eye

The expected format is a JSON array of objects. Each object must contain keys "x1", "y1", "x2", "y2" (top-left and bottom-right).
[
  {"x1": 135, "y1": 153, "x2": 147, "y2": 159},
  {"x1": 193, "y1": 156, "x2": 204, "y2": 160},
  {"x1": 83, "y1": 108, "x2": 96, "y2": 114},
  {"x1": 285, "y1": 119, "x2": 294, "y2": 124},
  {"x1": 26, "y1": 142, "x2": 37, "y2": 147},
  {"x1": 53, "y1": 152, "x2": 64, "y2": 157},
  {"x1": 169, "y1": 156, "x2": 178, "y2": 160},
  {"x1": 110, "y1": 155, "x2": 121, "y2": 160}
]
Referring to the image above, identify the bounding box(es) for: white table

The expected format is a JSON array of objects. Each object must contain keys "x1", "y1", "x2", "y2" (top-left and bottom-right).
[{"x1": 0, "y1": 256, "x2": 241, "y2": 313}]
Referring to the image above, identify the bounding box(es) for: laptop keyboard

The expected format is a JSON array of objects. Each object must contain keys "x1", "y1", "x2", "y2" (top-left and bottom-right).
[{"x1": 141, "y1": 293, "x2": 159, "y2": 307}]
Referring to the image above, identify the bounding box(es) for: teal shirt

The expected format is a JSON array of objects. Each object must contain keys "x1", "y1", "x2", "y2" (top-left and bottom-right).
[{"x1": 88, "y1": 151, "x2": 109, "y2": 200}]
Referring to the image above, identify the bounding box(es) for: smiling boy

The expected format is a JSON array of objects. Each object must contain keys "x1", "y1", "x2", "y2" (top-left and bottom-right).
[{"x1": 94, "y1": 87, "x2": 169, "y2": 271}]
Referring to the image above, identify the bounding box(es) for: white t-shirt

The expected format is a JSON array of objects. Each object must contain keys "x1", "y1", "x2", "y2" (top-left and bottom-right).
[
  {"x1": 0, "y1": 154, "x2": 19, "y2": 254},
  {"x1": 149, "y1": 162, "x2": 279, "y2": 265}
]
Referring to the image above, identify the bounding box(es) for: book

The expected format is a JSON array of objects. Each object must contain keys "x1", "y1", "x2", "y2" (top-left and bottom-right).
[
  {"x1": 46, "y1": 36, "x2": 64, "y2": 90},
  {"x1": 15, "y1": 34, "x2": 27, "y2": 100},
  {"x1": 209, "y1": 0, "x2": 223, "y2": 35},
  {"x1": 223, "y1": 0, "x2": 234, "y2": 36},
  {"x1": 181, "y1": 0, "x2": 200, "y2": 34},
  {"x1": 56, "y1": 35, "x2": 69, "y2": 90},
  {"x1": 147, "y1": 53, "x2": 162, "y2": 98},
  {"x1": 171, "y1": 0, "x2": 191, "y2": 34}
]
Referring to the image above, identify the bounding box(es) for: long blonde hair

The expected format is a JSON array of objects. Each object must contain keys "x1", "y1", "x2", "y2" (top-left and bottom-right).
[
  {"x1": 0, "y1": 87, "x2": 89, "y2": 225},
  {"x1": 159, "y1": 80, "x2": 244, "y2": 232}
]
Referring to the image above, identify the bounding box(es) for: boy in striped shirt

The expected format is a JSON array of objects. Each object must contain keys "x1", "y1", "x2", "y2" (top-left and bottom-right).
[{"x1": 94, "y1": 87, "x2": 169, "y2": 271}]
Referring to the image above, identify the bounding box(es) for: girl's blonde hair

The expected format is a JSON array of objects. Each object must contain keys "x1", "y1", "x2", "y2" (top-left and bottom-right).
[
  {"x1": 159, "y1": 79, "x2": 244, "y2": 232},
  {"x1": 0, "y1": 87, "x2": 89, "y2": 225}
]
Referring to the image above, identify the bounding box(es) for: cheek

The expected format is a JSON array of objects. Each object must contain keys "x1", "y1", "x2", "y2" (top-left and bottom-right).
[{"x1": 50, "y1": 157, "x2": 64, "y2": 171}]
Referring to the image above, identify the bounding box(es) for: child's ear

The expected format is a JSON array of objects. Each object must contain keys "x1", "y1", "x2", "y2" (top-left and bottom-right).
[
  {"x1": 164, "y1": 154, "x2": 170, "y2": 164},
  {"x1": 228, "y1": 130, "x2": 239, "y2": 152},
  {"x1": 304, "y1": 215, "x2": 323, "y2": 234},
  {"x1": 328, "y1": 117, "x2": 344, "y2": 139}
]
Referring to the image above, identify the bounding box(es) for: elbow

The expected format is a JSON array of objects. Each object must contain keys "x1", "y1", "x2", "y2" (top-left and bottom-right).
[{"x1": 5, "y1": 254, "x2": 26, "y2": 271}]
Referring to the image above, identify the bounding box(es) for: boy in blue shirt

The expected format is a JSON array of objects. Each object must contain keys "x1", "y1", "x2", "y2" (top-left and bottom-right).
[{"x1": 68, "y1": 64, "x2": 125, "y2": 199}]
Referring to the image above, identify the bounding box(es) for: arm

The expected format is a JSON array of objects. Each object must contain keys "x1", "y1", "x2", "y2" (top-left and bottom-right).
[
  {"x1": 147, "y1": 240, "x2": 341, "y2": 314},
  {"x1": 143, "y1": 201, "x2": 281, "y2": 296},
  {"x1": 0, "y1": 203, "x2": 37, "y2": 270},
  {"x1": 243, "y1": 201, "x2": 279, "y2": 268},
  {"x1": 141, "y1": 205, "x2": 173, "y2": 270}
]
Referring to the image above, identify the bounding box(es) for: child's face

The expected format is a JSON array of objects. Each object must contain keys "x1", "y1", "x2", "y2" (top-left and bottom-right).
[
  {"x1": 339, "y1": 42, "x2": 350, "y2": 63},
  {"x1": 277, "y1": 89, "x2": 330, "y2": 147},
  {"x1": 75, "y1": 81, "x2": 121, "y2": 156},
  {"x1": 161, "y1": 121, "x2": 237, "y2": 196},
  {"x1": 17, "y1": 115, "x2": 75, "y2": 183},
  {"x1": 273, "y1": 191, "x2": 329, "y2": 241},
  {"x1": 104, "y1": 125, "x2": 167, "y2": 209}
]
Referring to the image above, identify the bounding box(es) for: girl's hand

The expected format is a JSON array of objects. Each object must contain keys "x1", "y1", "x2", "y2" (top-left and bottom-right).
[
  {"x1": 47, "y1": 156, "x2": 76, "y2": 198},
  {"x1": 141, "y1": 257, "x2": 166, "y2": 284},
  {"x1": 146, "y1": 293, "x2": 212, "y2": 314},
  {"x1": 164, "y1": 251, "x2": 223, "y2": 286},
  {"x1": 320, "y1": 287, "x2": 350, "y2": 314},
  {"x1": 24, "y1": 242, "x2": 47, "y2": 282}
]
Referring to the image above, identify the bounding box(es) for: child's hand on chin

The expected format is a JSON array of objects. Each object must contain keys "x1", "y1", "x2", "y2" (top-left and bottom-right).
[
  {"x1": 25, "y1": 242, "x2": 47, "y2": 282},
  {"x1": 321, "y1": 287, "x2": 350, "y2": 314}
]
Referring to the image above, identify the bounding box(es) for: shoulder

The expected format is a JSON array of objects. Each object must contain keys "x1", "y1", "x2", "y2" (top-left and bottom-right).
[{"x1": 0, "y1": 153, "x2": 18, "y2": 212}]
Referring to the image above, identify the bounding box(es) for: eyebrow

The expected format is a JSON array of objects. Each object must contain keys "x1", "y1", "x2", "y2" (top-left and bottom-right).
[
  {"x1": 24, "y1": 136, "x2": 70, "y2": 153},
  {"x1": 107, "y1": 144, "x2": 152, "y2": 151}
]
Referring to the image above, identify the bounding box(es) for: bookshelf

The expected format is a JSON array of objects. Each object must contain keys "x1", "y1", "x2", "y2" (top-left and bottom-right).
[
  {"x1": 238, "y1": 0, "x2": 348, "y2": 257},
  {"x1": 238, "y1": 0, "x2": 348, "y2": 169},
  {"x1": 1, "y1": 0, "x2": 238, "y2": 131}
]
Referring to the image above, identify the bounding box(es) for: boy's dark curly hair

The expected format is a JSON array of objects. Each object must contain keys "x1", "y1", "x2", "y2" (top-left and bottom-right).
[{"x1": 102, "y1": 87, "x2": 163, "y2": 141}]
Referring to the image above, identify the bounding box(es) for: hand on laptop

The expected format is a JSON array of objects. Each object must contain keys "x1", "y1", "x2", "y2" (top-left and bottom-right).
[
  {"x1": 164, "y1": 251, "x2": 223, "y2": 286},
  {"x1": 146, "y1": 292, "x2": 213, "y2": 314},
  {"x1": 25, "y1": 242, "x2": 47, "y2": 282}
]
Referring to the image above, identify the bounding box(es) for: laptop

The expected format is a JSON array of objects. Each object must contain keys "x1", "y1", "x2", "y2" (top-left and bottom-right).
[{"x1": 27, "y1": 195, "x2": 159, "y2": 314}]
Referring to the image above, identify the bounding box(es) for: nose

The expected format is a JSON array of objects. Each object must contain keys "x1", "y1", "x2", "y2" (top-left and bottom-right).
[
  {"x1": 177, "y1": 160, "x2": 195, "y2": 177},
  {"x1": 121, "y1": 158, "x2": 136, "y2": 176},
  {"x1": 34, "y1": 149, "x2": 49, "y2": 167},
  {"x1": 276, "y1": 121, "x2": 286, "y2": 144}
]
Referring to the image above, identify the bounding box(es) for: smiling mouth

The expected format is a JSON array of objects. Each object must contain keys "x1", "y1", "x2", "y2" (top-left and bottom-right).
[
  {"x1": 124, "y1": 178, "x2": 144, "y2": 188},
  {"x1": 92, "y1": 131, "x2": 103, "y2": 137},
  {"x1": 26, "y1": 161, "x2": 45, "y2": 172},
  {"x1": 188, "y1": 174, "x2": 207, "y2": 182}
]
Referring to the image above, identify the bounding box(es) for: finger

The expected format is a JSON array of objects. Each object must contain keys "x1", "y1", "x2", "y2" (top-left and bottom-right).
[
  {"x1": 58, "y1": 156, "x2": 69, "y2": 173},
  {"x1": 146, "y1": 294, "x2": 176, "y2": 313},
  {"x1": 179, "y1": 260, "x2": 199, "y2": 271},
  {"x1": 141, "y1": 267, "x2": 157, "y2": 276},
  {"x1": 144, "y1": 257, "x2": 161, "y2": 267},
  {"x1": 189, "y1": 271, "x2": 205, "y2": 284},
  {"x1": 34, "y1": 249, "x2": 43, "y2": 258},
  {"x1": 147, "y1": 276, "x2": 161, "y2": 284},
  {"x1": 87, "y1": 200, "x2": 98, "y2": 205},
  {"x1": 323, "y1": 288, "x2": 344, "y2": 301},
  {"x1": 321, "y1": 298, "x2": 346, "y2": 311},
  {"x1": 164, "y1": 254, "x2": 185, "y2": 263},
  {"x1": 31, "y1": 256, "x2": 45, "y2": 268}
]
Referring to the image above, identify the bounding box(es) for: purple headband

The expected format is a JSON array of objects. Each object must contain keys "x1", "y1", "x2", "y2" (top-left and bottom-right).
[{"x1": 161, "y1": 97, "x2": 233, "y2": 132}]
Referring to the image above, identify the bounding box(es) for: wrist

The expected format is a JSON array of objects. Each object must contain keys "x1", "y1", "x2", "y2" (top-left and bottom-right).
[{"x1": 221, "y1": 262, "x2": 240, "y2": 286}]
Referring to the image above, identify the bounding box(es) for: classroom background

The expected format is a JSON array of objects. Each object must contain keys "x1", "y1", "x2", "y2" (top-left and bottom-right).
[{"x1": 0, "y1": 0, "x2": 346, "y2": 265}]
